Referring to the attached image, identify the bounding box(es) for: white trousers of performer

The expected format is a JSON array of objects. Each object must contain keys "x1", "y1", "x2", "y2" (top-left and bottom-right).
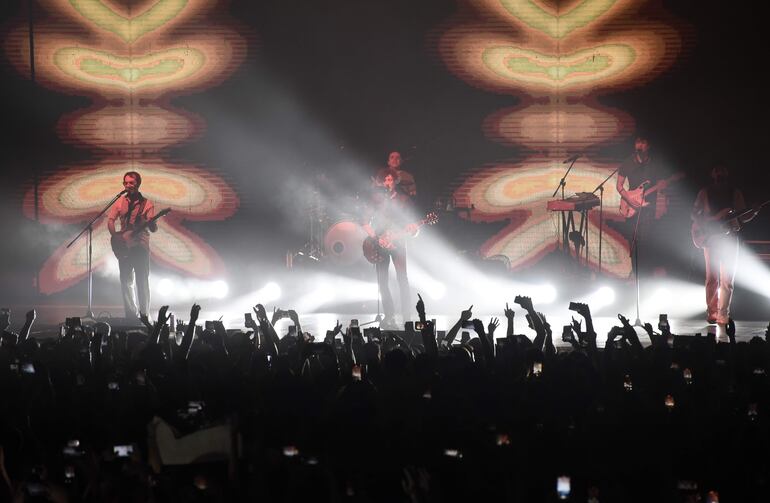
[
  {"x1": 119, "y1": 246, "x2": 151, "y2": 318},
  {"x1": 703, "y1": 235, "x2": 739, "y2": 324}
]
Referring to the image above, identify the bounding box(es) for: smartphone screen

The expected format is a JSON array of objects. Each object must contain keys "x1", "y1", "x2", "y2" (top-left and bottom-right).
[
  {"x1": 557, "y1": 476, "x2": 571, "y2": 499},
  {"x1": 113, "y1": 445, "x2": 133, "y2": 457}
]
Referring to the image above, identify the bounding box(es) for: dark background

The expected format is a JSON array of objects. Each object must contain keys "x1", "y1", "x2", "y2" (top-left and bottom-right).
[{"x1": 0, "y1": 0, "x2": 768, "y2": 309}]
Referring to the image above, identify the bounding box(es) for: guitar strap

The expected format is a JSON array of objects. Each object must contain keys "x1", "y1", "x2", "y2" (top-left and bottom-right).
[{"x1": 125, "y1": 197, "x2": 147, "y2": 230}]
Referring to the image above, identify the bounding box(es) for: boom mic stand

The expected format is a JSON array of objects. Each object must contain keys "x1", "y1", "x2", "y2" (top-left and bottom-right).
[
  {"x1": 67, "y1": 190, "x2": 125, "y2": 321},
  {"x1": 552, "y1": 154, "x2": 580, "y2": 255},
  {"x1": 591, "y1": 166, "x2": 620, "y2": 276}
]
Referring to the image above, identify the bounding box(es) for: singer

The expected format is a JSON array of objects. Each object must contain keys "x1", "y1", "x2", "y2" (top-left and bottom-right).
[
  {"x1": 614, "y1": 135, "x2": 674, "y2": 276},
  {"x1": 107, "y1": 171, "x2": 158, "y2": 319}
]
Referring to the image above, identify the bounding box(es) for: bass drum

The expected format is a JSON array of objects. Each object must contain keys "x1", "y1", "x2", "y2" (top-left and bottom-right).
[{"x1": 324, "y1": 220, "x2": 367, "y2": 265}]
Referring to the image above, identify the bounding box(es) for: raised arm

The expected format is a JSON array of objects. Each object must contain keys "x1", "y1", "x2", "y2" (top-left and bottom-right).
[
  {"x1": 18, "y1": 309, "x2": 36, "y2": 343},
  {"x1": 254, "y1": 304, "x2": 279, "y2": 356},
  {"x1": 504, "y1": 303, "x2": 514, "y2": 338},
  {"x1": 443, "y1": 305, "x2": 472, "y2": 348},
  {"x1": 179, "y1": 303, "x2": 201, "y2": 361}
]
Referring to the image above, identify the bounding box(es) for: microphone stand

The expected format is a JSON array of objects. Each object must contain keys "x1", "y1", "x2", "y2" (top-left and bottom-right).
[
  {"x1": 66, "y1": 191, "x2": 125, "y2": 320},
  {"x1": 552, "y1": 155, "x2": 579, "y2": 257},
  {"x1": 361, "y1": 262, "x2": 384, "y2": 327},
  {"x1": 591, "y1": 166, "x2": 620, "y2": 275},
  {"x1": 629, "y1": 183, "x2": 649, "y2": 327}
]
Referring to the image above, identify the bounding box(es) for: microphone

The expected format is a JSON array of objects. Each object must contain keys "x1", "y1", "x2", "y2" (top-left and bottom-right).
[
  {"x1": 119, "y1": 189, "x2": 128, "y2": 195},
  {"x1": 563, "y1": 153, "x2": 581, "y2": 164}
]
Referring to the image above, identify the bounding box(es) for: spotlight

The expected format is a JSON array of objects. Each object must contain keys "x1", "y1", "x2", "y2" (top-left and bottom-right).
[
  {"x1": 211, "y1": 280, "x2": 229, "y2": 299},
  {"x1": 258, "y1": 282, "x2": 282, "y2": 303},
  {"x1": 588, "y1": 286, "x2": 615, "y2": 310},
  {"x1": 427, "y1": 282, "x2": 447, "y2": 300},
  {"x1": 157, "y1": 278, "x2": 174, "y2": 298}
]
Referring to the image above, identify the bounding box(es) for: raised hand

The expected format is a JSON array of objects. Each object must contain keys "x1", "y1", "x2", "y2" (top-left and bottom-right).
[
  {"x1": 606, "y1": 326, "x2": 623, "y2": 346},
  {"x1": 139, "y1": 313, "x2": 154, "y2": 331},
  {"x1": 157, "y1": 305, "x2": 171, "y2": 325},
  {"x1": 271, "y1": 307, "x2": 283, "y2": 325},
  {"x1": 253, "y1": 304, "x2": 267, "y2": 322},
  {"x1": 461, "y1": 305, "x2": 473, "y2": 322},
  {"x1": 504, "y1": 303, "x2": 514, "y2": 319},
  {"x1": 617, "y1": 313, "x2": 631, "y2": 327},
  {"x1": 416, "y1": 293, "x2": 426, "y2": 321},
  {"x1": 334, "y1": 320, "x2": 343, "y2": 334},
  {"x1": 569, "y1": 301, "x2": 591, "y2": 320},
  {"x1": 190, "y1": 303, "x2": 202, "y2": 323},
  {"x1": 488, "y1": 317, "x2": 500, "y2": 335},
  {"x1": 570, "y1": 316, "x2": 582, "y2": 336},
  {"x1": 642, "y1": 322, "x2": 655, "y2": 337},
  {"x1": 472, "y1": 318, "x2": 486, "y2": 336},
  {"x1": 514, "y1": 295, "x2": 534, "y2": 312}
]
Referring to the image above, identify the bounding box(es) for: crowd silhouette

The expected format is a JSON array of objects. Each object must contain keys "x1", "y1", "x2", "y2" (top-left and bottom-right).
[{"x1": 1, "y1": 295, "x2": 769, "y2": 502}]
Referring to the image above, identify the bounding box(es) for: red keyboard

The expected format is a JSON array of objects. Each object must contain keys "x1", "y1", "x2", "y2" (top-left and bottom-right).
[{"x1": 547, "y1": 193, "x2": 600, "y2": 212}]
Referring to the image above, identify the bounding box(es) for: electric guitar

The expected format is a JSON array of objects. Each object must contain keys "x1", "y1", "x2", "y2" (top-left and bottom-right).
[
  {"x1": 362, "y1": 212, "x2": 438, "y2": 264},
  {"x1": 691, "y1": 200, "x2": 769, "y2": 249},
  {"x1": 111, "y1": 208, "x2": 171, "y2": 259},
  {"x1": 619, "y1": 173, "x2": 685, "y2": 218}
]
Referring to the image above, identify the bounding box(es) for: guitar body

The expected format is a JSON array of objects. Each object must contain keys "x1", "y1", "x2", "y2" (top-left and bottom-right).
[
  {"x1": 619, "y1": 173, "x2": 685, "y2": 219},
  {"x1": 363, "y1": 236, "x2": 389, "y2": 264},
  {"x1": 110, "y1": 208, "x2": 172, "y2": 260},
  {"x1": 111, "y1": 231, "x2": 140, "y2": 260},
  {"x1": 362, "y1": 212, "x2": 439, "y2": 265},
  {"x1": 691, "y1": 208, "x2": 743, "y2": 249},
  {"x1": 618, "y1": 188, "x2": 646, "y2": 219}
]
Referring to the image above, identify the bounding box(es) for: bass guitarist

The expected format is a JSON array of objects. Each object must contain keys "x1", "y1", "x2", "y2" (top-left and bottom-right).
[
  {"x1": 692, "y1": 164, "x2": 758, "y2": 325},
  {"x1": 108, "y1": 171, "x2": 158, "y2": 319},
  {"x1": 362, "y1": 169, "x2": 418, "y2": 328}
]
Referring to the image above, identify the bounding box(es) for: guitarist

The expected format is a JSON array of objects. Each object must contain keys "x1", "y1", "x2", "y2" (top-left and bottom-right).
[
  {"x1": 107, "y1": 171, "x2": 158, "y2": 319},
  {"x1": 692, "y1": 165, "x2": 755, "y2": 325},
  {"x1": 616, "y1": 136, "x2": 670, "y2": 216},
  {"x1": 616, "y1": 136, "x2": 671, "y2": 274},
  {"x1": 362, "y1": 169, "x2": 418, "y2": 328}
]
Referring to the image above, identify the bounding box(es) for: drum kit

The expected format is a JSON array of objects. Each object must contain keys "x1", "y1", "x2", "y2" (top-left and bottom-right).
[{"x1": 287, "y1": 184, "x2": 371, "y2": 269}]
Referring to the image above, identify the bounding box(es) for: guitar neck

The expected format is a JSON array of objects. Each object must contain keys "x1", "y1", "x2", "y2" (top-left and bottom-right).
[
  {"x1": 635, "y1": 173, "x2": 684, "y2": 197},
  {"x1": 128, "y1": 209, "x2": 170, "y2": 233},
  {"x1": 736, "y1": 200, "x2": 770, "y2": 222}
]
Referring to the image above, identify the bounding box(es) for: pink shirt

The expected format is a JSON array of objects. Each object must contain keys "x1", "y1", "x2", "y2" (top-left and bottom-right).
[{"x1": 108, "y1": 193, "x2": 156, "y2": 247}]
